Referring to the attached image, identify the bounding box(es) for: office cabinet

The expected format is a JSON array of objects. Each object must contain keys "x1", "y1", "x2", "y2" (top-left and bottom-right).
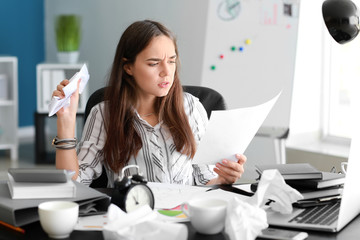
[
  {"x1": 36, "y1": 63, "x2": 89, "y2": 113},
  {"x1": 0, "y1": 56, "x2": 18, "y2": 161},
  {"x1": 34, "y1": 112, "x2": 84, "y2": 164}
]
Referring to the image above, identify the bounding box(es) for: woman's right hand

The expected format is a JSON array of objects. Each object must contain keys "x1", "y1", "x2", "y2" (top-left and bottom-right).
[
  {"x1": 53, "y1": 79, "x2": 81, "y2": 180},
  {"x1": 52, "y1": 79, "x2": 81, "y2": 138},
  {"x1": 52, "y1": 79, "x2": 80, "y2": 118}
]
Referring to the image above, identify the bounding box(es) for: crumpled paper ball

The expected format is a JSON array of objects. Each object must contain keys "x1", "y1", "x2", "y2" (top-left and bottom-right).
[
  {"x1": 224, "y1": 169, "x2": 303, "y2": 240},
  {"x1": 103, "y1": 204, "x2": 188, "y2": 240},
  {"x1": 250, "y1": 169, "x2": 304, "y2": 214},
  {"x1": 225, "y1": 197, "x2": 268, "y2": 240}
]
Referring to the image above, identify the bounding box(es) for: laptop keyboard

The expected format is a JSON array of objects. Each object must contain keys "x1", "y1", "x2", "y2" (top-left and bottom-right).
[{"x1": 289, "y1": 201, "x2": 340, "y2": 226}]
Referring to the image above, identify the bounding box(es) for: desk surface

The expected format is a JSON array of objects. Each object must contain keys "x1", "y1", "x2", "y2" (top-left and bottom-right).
[
  {"x1": 1, "y1": 214, "x2": 360, "y2": 240},
  {"x1": 1, "y1": 187, "x2": 360, "y2": 240},
  {"x1": 1, "y1": 211, "x2": 360, "y2": 240},
  {"x1": 1, "y1": 221, "x2": 226, "y2": 240}
]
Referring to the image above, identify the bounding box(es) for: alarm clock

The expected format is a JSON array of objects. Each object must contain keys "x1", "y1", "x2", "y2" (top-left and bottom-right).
[{"x1": 111, "y1": 165, "x2": 155, "y2": 212}]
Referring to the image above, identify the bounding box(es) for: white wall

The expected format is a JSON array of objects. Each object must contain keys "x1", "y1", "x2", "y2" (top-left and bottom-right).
[
  {"x1": 287, "y1": 0, "x2": 355, "y2": 171},
  {"x1": 289, "y1": 0, "x2": 324, "y2": 137},
  {"x1": 45, "y1": 0, "x2": 209, "y2": 94}
]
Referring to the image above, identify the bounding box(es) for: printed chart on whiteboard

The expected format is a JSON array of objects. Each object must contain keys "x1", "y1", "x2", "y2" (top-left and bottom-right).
[{"x1": 201, "y1": 0, "x2": 300, "y2": 134}]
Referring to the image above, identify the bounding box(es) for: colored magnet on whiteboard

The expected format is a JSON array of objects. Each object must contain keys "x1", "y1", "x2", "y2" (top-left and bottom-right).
[
  {"x1": 210, "y1": 65, "x2": 216, "y2": 70},
  {"x1": 239, "y1": 47, "x2": 244, "y2": 51},
  {"x1": 231, "y1": 46, "x2": 236, "y2": 51},
  {"x1": 245, "y1": 39, "x2": 251, "y2": 45},
  {"x1": 219, "y1": 54, "x2": 224, "y2": 59}
]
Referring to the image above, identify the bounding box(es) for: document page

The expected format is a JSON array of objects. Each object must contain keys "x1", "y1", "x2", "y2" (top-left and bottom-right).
[
  {"x1": 147, "y1": 182, "x2": 208, "y2": 209},
  {"x1": 193, "y1": 91, "x2": 281, "y2": 165}
]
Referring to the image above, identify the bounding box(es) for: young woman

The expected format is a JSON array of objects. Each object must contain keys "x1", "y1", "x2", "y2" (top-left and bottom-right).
[{"x1": 53, "y1": 20, "x2": 246, "y2": 187}]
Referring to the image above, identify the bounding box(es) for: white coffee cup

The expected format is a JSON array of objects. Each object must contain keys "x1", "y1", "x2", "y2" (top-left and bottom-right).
[
  {"x1": 38, "y1": 201, "x2": 79, "y2": 239},
  {"x1": 181, "y1": 198, "x2": 227, "y2": 235}
]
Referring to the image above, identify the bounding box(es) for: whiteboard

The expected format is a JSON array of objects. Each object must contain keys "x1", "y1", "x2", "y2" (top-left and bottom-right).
[{"x1": 201, "y1": 0, "x2": 300, "y2": 135}]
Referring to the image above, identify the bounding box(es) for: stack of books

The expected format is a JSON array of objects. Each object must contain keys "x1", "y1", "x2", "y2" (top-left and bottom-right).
[
  {"x1": 7, "y1": 168, "x2": 76, "y2": 199},
  {"x1": 0, "y1": 177, "x2": 110, "y2": 227},
  {"x1": 255, "y1": 163, "x2": 345, "y2": 207}
]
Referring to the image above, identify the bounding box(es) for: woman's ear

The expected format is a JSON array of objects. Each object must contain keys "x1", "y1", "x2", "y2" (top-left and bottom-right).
[
  {"x1": 124, "y1": 64, "x2": 133, "y2": 76},
  {"x1": 123, "y1": 58, "x2": 133, "y2": 76}
]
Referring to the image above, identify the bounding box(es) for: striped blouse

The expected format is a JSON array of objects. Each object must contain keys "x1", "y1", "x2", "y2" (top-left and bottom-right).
[{"x1": 76, "y1": 92, "x2": 217, "y2": 187}]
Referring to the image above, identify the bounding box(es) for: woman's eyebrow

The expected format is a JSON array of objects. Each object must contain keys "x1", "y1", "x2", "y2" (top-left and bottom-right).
[
  {"x1": 146, "y1": 55, "x2": 177, "y2": 62},
  {"x1": 146, "y1": 58, "x2": 161, "y2": 62}
]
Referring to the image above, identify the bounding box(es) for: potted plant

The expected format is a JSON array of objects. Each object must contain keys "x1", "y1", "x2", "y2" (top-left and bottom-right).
[{"x1": 55, "y1": 14, "x2": 81, "y2": 63}]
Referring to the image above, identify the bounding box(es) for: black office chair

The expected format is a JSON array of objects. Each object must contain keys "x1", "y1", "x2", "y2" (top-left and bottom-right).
[{"x1": 84, "y1": 85, "x2": 226, "y2": 188}]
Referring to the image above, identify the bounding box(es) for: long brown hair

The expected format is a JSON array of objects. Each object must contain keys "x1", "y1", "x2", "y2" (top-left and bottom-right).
[{"x1": 103, "y1": 20, "x2": 196, "y2": 172}]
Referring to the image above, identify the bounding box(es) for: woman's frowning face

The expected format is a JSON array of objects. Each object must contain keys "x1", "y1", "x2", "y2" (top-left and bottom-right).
[{"x1": 125, "y1": 35, "x2": 176, "y2": 100}]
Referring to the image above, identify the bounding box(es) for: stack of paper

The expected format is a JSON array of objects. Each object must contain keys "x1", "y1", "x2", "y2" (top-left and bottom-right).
[
  {"x1": 298, "y1": 187, "x2": 343, "y2": 200},
  {"x1": 253, "y1": 163, "x2": 345, "y2": 207},
  {"x1": 286, "y1": 171, "x2": 345, "y2": 189},
  {"x1": 255, "y1": 163, "x2": 323, "y2": 181},
  {"x1": 0, "y1": 180, "x2": 110, "y2": 227},
  {"x1": 7, "y1": 172, "x2": 76, "y2": 199}
]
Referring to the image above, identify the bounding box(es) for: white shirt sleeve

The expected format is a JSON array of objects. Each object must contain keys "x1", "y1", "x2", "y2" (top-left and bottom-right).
[{"x1": 76, "y1": 102, "x2": 107, "y2": 186}]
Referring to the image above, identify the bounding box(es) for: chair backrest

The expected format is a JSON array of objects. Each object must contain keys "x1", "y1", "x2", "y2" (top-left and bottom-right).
[
  {"x1": 84, "y1": 85, "x2": 226, "y2": 188},
  {"x1": 182, "y1": 85, "x2": 226, "y2": 118},
  {"x1": 84, "y1": 87, "x2": 106, "y2": 124}
]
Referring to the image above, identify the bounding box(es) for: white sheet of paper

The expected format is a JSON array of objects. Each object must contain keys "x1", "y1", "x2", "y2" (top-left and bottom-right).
[
  {"x1": 147, "y1": 182, "x2": 246, "y2": 209},
  {"x1": 48, "y1": 63, "x2": 90, "y2": 117},
  {"x1": 75, "y1": 214, "x2": 108, "y2": 231},
  {"x1": 192, "y1": 91, "x2": 281, "y2": 165},
  {"x1": 147, "y1": 182, "x2": 208, "y2": 209}
]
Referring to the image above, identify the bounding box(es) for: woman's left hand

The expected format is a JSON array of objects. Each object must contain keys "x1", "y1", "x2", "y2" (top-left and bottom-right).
[{"x1": 207, "y1": 154, "x2": 247, "y2": 185}]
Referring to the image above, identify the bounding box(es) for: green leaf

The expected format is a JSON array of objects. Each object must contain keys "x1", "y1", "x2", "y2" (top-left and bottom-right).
[{"x1": 55, "y1": 15, "x2": 81, "y2": 52}]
